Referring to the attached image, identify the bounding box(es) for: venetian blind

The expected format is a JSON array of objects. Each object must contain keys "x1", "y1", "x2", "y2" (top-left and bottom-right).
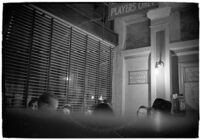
[{"x1": 3, "y1": 4, "x2": 114, "y2": 111}]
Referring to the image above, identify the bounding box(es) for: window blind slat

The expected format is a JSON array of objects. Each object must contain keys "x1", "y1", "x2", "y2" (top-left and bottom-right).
[{"x1": 4, "y1": 4, "x2": 114, "y2": 111}]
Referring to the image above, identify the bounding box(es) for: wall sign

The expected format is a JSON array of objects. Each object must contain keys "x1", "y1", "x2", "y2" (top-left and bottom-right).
[
  {"x1": 108, "y1": 2, "x2": 158, "y2": 20},
  {"x1": 185, "y1": 67, "x2": 199, "y2": 82},
  {"x1": 128, "y1": 70, "x2": 148, "y2": 85}
]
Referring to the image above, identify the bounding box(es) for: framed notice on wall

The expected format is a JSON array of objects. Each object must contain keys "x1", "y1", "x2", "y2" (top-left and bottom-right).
[{"x1": 128, "y1": 70, "x2": 148, "y2": 85}]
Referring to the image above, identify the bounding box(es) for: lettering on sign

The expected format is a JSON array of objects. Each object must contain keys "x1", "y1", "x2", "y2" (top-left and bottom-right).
[
  {"x1": 108, "y1": 2, "x2": 158, "y2": 20},
  {"x1": 128, "y1": 70, "x2": 148, "y2": 85}
]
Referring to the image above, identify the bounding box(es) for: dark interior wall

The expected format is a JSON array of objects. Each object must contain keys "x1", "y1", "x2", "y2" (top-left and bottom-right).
[
  {"x1": 171, "y1": 53, "x2": 199, "y2": 94},
  {"x1": 171, "y1": 54, "x2": 179, "y2": 94},
  {"x1": 126, "y1": 18, "x2": 150, "y2": 50},
  {"x1": 3, "y1": 4, "x2": 13, "y2": 37},
  {"x1": 168, "y1": 3, "x2": 198, "y2": 43},
  {"x1": 70, "y1": 3, "x2": 113, "y2": 29},
  {"x1": 180, "y1": 4, "x2": 199, "y2": 41},
  {"x1": 32, "y1": 3, "x2": 118, "y2": 45},
  {"x1": 169, "y1": 3, "x2": 199, "y2": 43},
  {"x1": 178, "y1": 54, "x2": 199, "y2": 63}
]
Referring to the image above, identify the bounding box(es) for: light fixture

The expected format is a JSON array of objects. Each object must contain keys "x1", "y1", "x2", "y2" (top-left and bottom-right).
[
  {"x1": 155, "y1": 33, "x2": 164, "y2": 69},
  {"x1": 155, "y1": 60, "x2": 164, "y2": 75},
  {"x1": 155, "y1": 59, "x2": 164, "y2": 68}
]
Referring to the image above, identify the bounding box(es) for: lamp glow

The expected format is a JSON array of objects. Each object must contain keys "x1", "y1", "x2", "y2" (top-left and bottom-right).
[
  {"x1": 62, "y1": 77, "x2": 70, "y2": 81},
  {"x1": 155, "y1": 60, "x2": 164, "y2": 68},
  {"x1": 99, "y1": 95, "x2": 103, "y2": 101},
  {"x1": 91, "y1": 96, "x2": 94, "y2": 99},
  {"x1": 155, "y1": 60, "x2": 164, "y2": 75}
]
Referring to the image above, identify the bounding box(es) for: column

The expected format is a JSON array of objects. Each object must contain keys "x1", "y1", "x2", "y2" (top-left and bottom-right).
[{"x1": 147, "y1": 7, "x2": 172, "y2": 105}]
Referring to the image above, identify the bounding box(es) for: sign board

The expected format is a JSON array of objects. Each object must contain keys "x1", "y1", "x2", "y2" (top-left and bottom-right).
[
  {"x1": 108, "y1": 2, "x2": 158, "y2": 20},
  {"x1": 185, "y1": 67, "x2": 199, "y2": 82},
  {"x1": 128, "y1": 70, "x2": 148, "y2": 85}
]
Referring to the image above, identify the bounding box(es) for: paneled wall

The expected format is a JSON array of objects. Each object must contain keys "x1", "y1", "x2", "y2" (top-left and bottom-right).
[{"x1": 112, "y1": 2, "x2": 199, "y2": 115}]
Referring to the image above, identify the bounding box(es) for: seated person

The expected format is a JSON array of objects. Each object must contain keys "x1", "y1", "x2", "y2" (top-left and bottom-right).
[
  {"x1": 62, "y1": 104, "x2": 72, "y2": 115},
  {"x1": 28, "y1": 98, "x2": 38, "y2": 110},
  {"x1": 38, "y1": 93, "x2": 59, "y2": 112},
  {"x1": 137, "y1": 106, "x2": 150, "y2": 118},
  {"x1": 85, "y1": 107, "x2": 93, "y2": 116},
  {"x1": 152, "y1": 98, "x2": 172, "y2": 114},
  {"x1": 93, "y1": 102, "x2": 114, "y2": 116}
]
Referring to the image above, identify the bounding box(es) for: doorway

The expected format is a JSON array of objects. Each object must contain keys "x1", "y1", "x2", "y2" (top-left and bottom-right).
[{"x1": 179, "y1": 63, "x2": 199, "y2": 113}]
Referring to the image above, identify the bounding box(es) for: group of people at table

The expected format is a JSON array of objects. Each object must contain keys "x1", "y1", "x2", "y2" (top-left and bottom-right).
[
  {"x1": 27, "y1": 92, "x2": 172, "y2": 118},
  {"x1": 27, "y1": 93, "x2": 114, "y2": 116}
]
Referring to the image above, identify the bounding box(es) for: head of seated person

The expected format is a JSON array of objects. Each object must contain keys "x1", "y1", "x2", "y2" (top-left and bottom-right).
[
  {"x1": 152, "y1": 98, "x2": 172, "y2": 114},
  {"x1": 62, "y1": 104, "x2": 72, "y2": 115},
  {"x1": 93, "y1": 102, "x2": 114, "y2": 117},
  {"x1": 38, "y1": 93, "x2": 59, "y2": 112},
  {"x1": 28, "y1": 98, "x2": 38, "y2": 110},
  {"x1": 137, "y1": 106, "x2": 149, "y2": 118}
]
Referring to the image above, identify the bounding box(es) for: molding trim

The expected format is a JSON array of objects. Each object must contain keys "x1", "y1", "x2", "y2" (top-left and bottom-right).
[
  {"x1": 170, "y1": 39, "x2": 199, "y2": 50},
  {"x1": 170, "y1": 39, "x2": 199, "y2": 56},
  {"x1": 147, "y1": 7, "x2": 171, "y2": 20},
  {"x1": 121, "y1": 47, "x2": 151, "y2": 57},
  {"x1": 172, "y1": 51, "x2": 199, "y2": 57}
]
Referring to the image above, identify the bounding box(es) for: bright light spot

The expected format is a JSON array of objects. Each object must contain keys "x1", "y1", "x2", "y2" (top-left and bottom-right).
[
  {"x1": 172, "y1": 94, "x2": 178, "y2": 99},
  {"x1": 99, "y1": 95, "x2": 103, "y2": 101},
  {"x1": 155, "y1": 68, "x2": 159, "y2": 75},
  {"x1": 157, "y1": 63, "x2": 164, "y2": 69},
  {"x1": 155, "y1": 62, "x2": 164, "y2": 75},
  {"x1": 63, "y1": 77, "x2": 69, "y2": 81},
  {"x1": 91, "y1": 96, "x2": 94, "y2": 99}
]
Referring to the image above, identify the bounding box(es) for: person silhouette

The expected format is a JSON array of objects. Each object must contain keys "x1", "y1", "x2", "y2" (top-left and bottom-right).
[
  {"x1": 62, "y1": 104, "x2": 72, "y2": 115},
  {"x1": 93, "y1": 102, "x2": 114, "y2": 116},
  {"x1": 37, "y1": 93, "x2": 59, "y2": 112},
  {"x1": 28, "y1": 98, "x2": 38, "y2": 110}
]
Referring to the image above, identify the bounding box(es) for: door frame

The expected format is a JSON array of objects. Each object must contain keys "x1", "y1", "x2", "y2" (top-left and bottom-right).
[
  {"x1": 178, "y1": 62, "x2": 199, "y2": 97},
  {"x1": 121, "y1": 47, "x2": 151, "y2": 116}
]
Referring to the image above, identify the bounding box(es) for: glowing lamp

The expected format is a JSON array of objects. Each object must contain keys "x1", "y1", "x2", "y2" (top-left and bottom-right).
[{"x1": 155, "y1": 60, "x2": 164, "y2": 68}]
